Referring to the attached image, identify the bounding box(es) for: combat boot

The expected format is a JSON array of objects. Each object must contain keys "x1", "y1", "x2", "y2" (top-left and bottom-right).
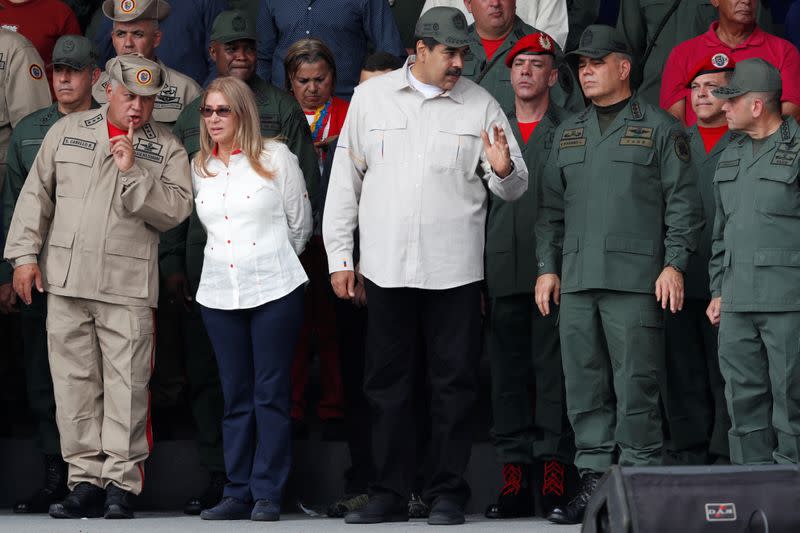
[
  {"x1": 546, "y1": 471, "x2": 602, "y2": 525},
  {"x1": 536, "y1": 459, "x2": 579, "y2": 517},
  {"x1": 13, "y1": 454, "x2": 68, "y2": 513},
  {"x1": 48, "y1": 482, "x2": 105, "y2": 519},
  {"x1": 484, "y1": 463, "x2": 533, "y2": 518},
  {"x1": 104, "y1": 484, "x2": 135, "y2": 519}
]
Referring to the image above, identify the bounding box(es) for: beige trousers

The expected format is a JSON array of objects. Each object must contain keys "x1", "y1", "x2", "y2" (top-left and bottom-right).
[{"x1": 46, "y1": 294, "x2": 155, "y2": 494}]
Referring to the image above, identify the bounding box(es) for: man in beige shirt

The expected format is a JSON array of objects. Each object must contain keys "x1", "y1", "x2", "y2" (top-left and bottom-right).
[
  {"x1": 4, "y1": 54, "x2": 192, "y2": 520},
  {"x1": 92, "y1": 0, "x2": 201, "y2": 126},
  {"x1": 323, "y1": 7, "x2": 527, "y2": 526}
]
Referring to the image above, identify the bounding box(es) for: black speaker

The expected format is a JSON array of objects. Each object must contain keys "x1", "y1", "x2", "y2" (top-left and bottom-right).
[{"x1": 582, "y1": 465, "x2": 800, "y2": 533}]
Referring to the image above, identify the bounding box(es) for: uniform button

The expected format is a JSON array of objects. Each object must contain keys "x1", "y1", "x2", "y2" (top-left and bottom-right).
[
  {"x1": 307, "y1": 5, "x2": 311, "y2": 9},
  {"x1": 538, "y1": 262, "x2": 545, "y2": 267},
  {"x1": 306, "y1": 30, "x2": 310, "y2": 34}
]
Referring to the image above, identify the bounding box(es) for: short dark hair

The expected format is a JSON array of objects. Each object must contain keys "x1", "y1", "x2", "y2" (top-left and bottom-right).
[
  {"x1": 283, "y1": 38, "x2": 337, "y2": 91},
  {"x1": 414, "y1": 36, "x2": 440, "y2": 51},
  {"x1": 362, "y1": 51, "x2": 402, "y2": 73}
]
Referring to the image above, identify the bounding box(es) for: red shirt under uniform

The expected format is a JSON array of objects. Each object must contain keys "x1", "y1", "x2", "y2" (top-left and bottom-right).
[
  {"x1": 518, "y1": 120, "x2": 539, "y2": 144},
  {"x1": 697, "y1": 124, "x2": 729, "y2": 154},
  {"x1": 660, "y1": 22, "x2": 800, "y2": 126},
  {"x1": 0, "y1": 0, "x2": 80, "y2": 94},
  {"x1": 481, "y1": 37, "x2": 505, "y2": 61}
]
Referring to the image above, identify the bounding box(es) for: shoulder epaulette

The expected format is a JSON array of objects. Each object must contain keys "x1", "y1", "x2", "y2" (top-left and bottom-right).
[{"x1": 84, "y1": 113, "x2": 103, "y2": 127}]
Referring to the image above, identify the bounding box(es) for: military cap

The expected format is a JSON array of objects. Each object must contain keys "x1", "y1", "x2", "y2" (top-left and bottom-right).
[
  {"x1": 210, "y1": 10, "x2": 256, "y2": 44},
  {"x1": 51, "y1": 35, "x2": 98, "y2": 70},
  {"x1": 712, "y1": 58, "x2": 782, "y2": 99},
  {"x1": 105, "y1": 54, "x2": 165, "y2": 96},
  {"x1": 102, "y1": 0, "x2": 170, "y2": 22},
  {"x1": 505, "y1": 32, "x2": 557, "y2": 67},
  {"x1": 685, "y1": 52, "x2": 736, "y2": 88},
  {"x1": 568, "y1": 24, "x2": 630, "y2": 59},
  {"x1": 414, "y1": 7, "x2": 470, "y2": 48}
]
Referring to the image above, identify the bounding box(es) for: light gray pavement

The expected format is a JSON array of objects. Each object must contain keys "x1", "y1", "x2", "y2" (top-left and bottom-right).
[{"x1": 0, "y1": 512, "x2": 581, "y2": 532}]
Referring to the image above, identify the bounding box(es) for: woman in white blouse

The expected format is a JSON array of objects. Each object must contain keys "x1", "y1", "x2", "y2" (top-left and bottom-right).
[{"x1": 191, "y1": 76, "x2": 312, "y2": 522}]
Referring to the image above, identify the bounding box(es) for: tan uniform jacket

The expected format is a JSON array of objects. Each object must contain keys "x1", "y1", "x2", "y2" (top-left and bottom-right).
[
  {"x1": 3, "y1": 105, "x2": 193, "y2": 307},
  {"x1": 0, "y1": 29, "x2": 52, "y2": 191},
  {"x1": 93, "y1": 61, "x2": 201, "y2": 125}
]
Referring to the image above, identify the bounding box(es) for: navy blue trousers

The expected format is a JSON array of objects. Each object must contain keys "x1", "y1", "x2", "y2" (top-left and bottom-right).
[{"x1": 201, "y1": 286, "x2": 304, "y2": 504}]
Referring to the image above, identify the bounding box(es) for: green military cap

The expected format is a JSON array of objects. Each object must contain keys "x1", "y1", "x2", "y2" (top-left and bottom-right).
[
  {"x1": 210, "y1": 10, "x2": 256, "y2": 44},
  {"x1": 568, "y1": 24, "x2": 630, "y2": 59},
  {"x1": 414, "y1": 7, "x2": 470, "y2": 48},
  {"x1": 102, "y1": 0, "x2": 170, "y2": 22},
  {"x1": 51, "y1": 35, "x2": 98, "y2": 70},
  {"x1": 712, "y1": 58, "x2": 782, "y2": 99},
  {"x1": 105, "y1": 53, "x2": 165, "y2": 96}
]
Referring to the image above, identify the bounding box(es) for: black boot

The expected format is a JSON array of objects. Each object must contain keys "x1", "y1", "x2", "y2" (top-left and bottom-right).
[
  {"x1": 184, "y1": 471, "x2": 228, "y2": 515},
  {"x1": 536, "y1": 459, "x2": 579, "y2": 517},
  {"x1": 13, "y1": 454, "x2": 68, "y2": 514},
  {"x1": 48, "y1": 482, "x2": 105, "y2": 519},
  {"x1": 546, "y1": 472, "x2": 602, "y2": 525},
  {"x1": 104, "y1": 484, "x2": 135, "y2": 519},
  {"x1": 344, "y1": 495, "x2": 408, "y2": 524},
  {"x1": 485, "y1": 463, "x2": 533, "y2": 519}
]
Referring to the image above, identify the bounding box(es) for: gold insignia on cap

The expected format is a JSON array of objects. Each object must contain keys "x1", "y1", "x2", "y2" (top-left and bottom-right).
[
  {"x1": 120, "y1": 0, "x2": 136, "y2": 13},
  {"x1": 539, "y1": 34, "x2": 552, "y2": 50},
  {"x1": 136, "y1": 68, "x2": 153, "y2": 85},
  {"x1": 711, "y1": 53, "x2": 730, "y2": 68},
  {"x1": 29, "y1": 64, "x2": 43, "y2": 80}
]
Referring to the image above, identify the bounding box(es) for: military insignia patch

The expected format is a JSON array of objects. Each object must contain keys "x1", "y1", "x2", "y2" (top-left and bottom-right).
[
  {"x1": 673, "y1": 131, "x2": 691, "y2": 163},
  {"x1": 581, "y1": 29, "x2": 593, "y2": 48},
  {"x1": 772, "y1": 139, "x2": 800, "y2": 166},
  {"x1": 711, "y1": 53, "x2": 729, "y2": 68},
  {"x1": 155, "y1": 85, "x2": 183, "y2": 110},
  {"x1": 136, "y1": 68, "x2": 153, "y2": 86},
  {"x1": 120, "y1": 0, "x2": 136, "y2": 13},
  {"x1": 63, "y1": 38, "x2": 75, "y2": 52},
  {"x1": 142, "y1": 123, "x2": 156, "y2": 139},
  {"x1": 560, "y1": 127, "x2": 586, "y2": 148},
  {"x1": 232, "y1": 15, "x2": 246, "y2": 31},
  {"x1": 0, "y1": 52, "x2": 6, "y2": 70},
  {"x1": 452, "y1": 14, "x2": 465, "y2": 30},
  {"x1": 29, "y1": 63, "x2": 43, "y2": 80},
  {"x1": 620, "y1": 126, "x2": 654, "y2": 147},
  {"x1": 84, "y1": 113, "x2": 103, "y2": 126},
  {"x1": 781, "y1": 120, "x2": 791, "y2": 141},
  {"x1": 62, "y1": 137, "x2": 97, "y2": 151},
  {"x1": 134, "y1": 138, "x2": 164, "y2": 163},
  {"x1": 539, "y1": 34, "x2": 552, "y2": 50},
  {"x1": 630, "y1": 101, "x2": 643, "y2": 120}
]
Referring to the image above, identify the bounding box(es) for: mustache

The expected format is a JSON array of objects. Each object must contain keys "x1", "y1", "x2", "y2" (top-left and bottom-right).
[{"x1": 446, "y1": 68, "x2": 462, "y2": 77}]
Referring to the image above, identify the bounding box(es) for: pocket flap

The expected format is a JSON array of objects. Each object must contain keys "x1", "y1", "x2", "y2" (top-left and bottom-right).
[
  {"x1": 54, "y1": 144, "x2": 97, "y2": 167},
  {"x1": 605, "y1": 235, "x2": 654, "y2": 256},
  {"x1": 105, "y1": 237, "x2": 151, "y2": 260},
  {"x1": 612, "y1": 149, "x2": 655, "y2": 166},
  {"x1": 758, "y1": 166, "x2": 798, "y2": 184},
  {"x1": 367, "y1": 115, "x2": 407, "y2": 131},
  {"x1": 714, "y1": 162, "x2": 739, "y2": 182},
  {"x1": 753, "y1": 248, "x2": 800, "y2": 267},
  {"x1": 48, "y1": 231, "x2": 75, "y2": 248},
  {"x1": 439, "y1": 119, "x2": 479, "y2": 137},
  {"x1": 562, "y1": 234, "x2": 579, "y2": 254},
  {"x1": 557, "y1": 146, "x2": 586, "y2": 167}
]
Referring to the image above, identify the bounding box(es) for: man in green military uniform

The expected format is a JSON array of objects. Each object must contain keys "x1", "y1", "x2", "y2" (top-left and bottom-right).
[
  {"x1": 461, "y1": 0, "x2": 583, "y2": 114},
  {"x1": 534, "y1": 25, "x2": 704, "y2": 524},
  {"x1": 664, "y1": 53, "x2": 735, "y2": 466},
  {"x1": 483, "y1": 31, "x2": 575, "y2": 521},
  {"x1": 617, "y1": 0, "x2": 772, "y2": 107},
  {"x1": 707, "y1": 58, "x2": 800, "y2": 466},
  {"x1": 160, "y1": 10, "x2": 320, "y2": 515},
  {"x1": 0, "y1": 35, "x2": 99, "y2": 514}
]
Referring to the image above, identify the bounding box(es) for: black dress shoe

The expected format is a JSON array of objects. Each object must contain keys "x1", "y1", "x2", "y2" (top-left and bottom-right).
[
  {"x1": 485, "y1": 463, "x2": 532, "y2": 519},
  {"x1": 14, "y1": 455, "x2": 68, "y2": 514},
  {"x1": 183, "y1": 471, "x2": 227, "y2": 515},
  {"x1": 428, "y1": 498, "x2": 465, "y2": 526},
  {"x1": 251, "y1": 499, "x2": 280, "y2": 521},
  {"x1": 200, "y1": 497, "x2": 253, "y2": 520},
  {"x1": 536, "y1": 459, "x2": 579, "y2": 517},
  {"x1": 48, "y1": 482, "x2": 105, "y2": 519},
  {"x1": 104, "y1": 484, "x2": 134, "y2": 519},
  {"x1": 344, "y1": 495, "x2": 408, "y2": 524},
  {"x1": 546, "y1": 472, "x2": 602, "y2": 525}
]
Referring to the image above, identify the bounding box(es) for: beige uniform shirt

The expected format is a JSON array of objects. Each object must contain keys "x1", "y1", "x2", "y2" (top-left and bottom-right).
[
  {"x1": 322, "y1": 58, "x2": 528, "y2": 290},
  {"x1": 93, "y1": 61, "x2": 201, "y2": 125},
  {"x1": 3, "y1": 105, "x2": 193, "y2": 307},
  {"x1": 0, "y1": 29, "x2": 52, "y2": 192}
]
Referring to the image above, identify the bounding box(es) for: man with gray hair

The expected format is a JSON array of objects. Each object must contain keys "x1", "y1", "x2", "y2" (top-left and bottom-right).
[
  {"x1": 4, "y1": 54, "x2": 192, "y2": 519},
  {"x1": 707, "y1": 58, "x2": 800, "y2": 467}
]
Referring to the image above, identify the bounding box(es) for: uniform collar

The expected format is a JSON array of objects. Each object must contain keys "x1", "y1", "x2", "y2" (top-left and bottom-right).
[{"x1": 396, "y1": 56, "x2": 465, "y2": 104}]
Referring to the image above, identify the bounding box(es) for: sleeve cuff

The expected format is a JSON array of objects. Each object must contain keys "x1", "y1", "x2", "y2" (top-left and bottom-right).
[
  {"x1": 327, "y1": 252, "x2": 354, "y2": 274},
  {"x1": 664, "y1": 251, "x2": 690, "y2": 273},
  {"x1": 11, "y1": 255, "x2": 37, "y2": 268}
]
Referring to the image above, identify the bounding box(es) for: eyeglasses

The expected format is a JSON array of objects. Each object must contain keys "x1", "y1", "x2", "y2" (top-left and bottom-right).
[{"x1": 199, "y1": 106, "x2": 233, "y2": 118}]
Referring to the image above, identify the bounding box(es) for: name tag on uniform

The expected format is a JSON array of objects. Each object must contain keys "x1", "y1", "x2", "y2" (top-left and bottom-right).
[
  {"x1": 62, "y1": 137, "x2": 97, "y2": 151},
  {"x1": 560, "y1": 127, "x2": 586, "y2": 148},
  {"x1": 620, "y1": 126, "x2": 654, "y2": 147},
  {"x1": 134, "y1": 139, "x2": 164, "y2": 163}
]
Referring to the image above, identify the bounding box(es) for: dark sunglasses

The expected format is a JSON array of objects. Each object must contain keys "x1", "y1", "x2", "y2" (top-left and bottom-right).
[{"x1": 199, "y1": 105, "x2": 233, "y2": 118}]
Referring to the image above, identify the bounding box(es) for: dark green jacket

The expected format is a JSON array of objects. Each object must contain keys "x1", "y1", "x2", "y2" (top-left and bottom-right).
[
  {"x1": 536, "y1": 96, "x2": 704, "y2": 294},
  {"x1": 1, "y1": 100, "x2": 100, "y2": 284},
  {"x1": 160, "y1": 75, "x2": 320, "y2": 286},
  {"x1": 462, "y1": 17, "x2": 584, "y2": 115},
  {"x1": 486, "y1": 103, "x2": 567, "y2": 298},
  {"x1": 617, "y1": 0, "x2": 772, "y2": 107},
  {"x1": 709, "y1": 118, "x2": 800, "y2": 312},
  {"x1": 684, "y1": 124, "x2": 732, "y2": 301}
]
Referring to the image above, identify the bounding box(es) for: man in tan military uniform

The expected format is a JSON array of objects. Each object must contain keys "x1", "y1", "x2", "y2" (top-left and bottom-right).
[
  {"x1": 4, "y1": 54, "x2": 192, "y2": 520},
  {"x1": 92, "y1": 0, "x2": 201, "y2": 126},
  {"x1": 0, "y1": 29, "x2": 51, "y2": 196}
]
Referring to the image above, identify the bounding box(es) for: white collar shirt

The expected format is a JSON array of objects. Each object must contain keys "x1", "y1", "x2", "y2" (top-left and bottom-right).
[
  {"x1": 322, "y1": 57, "x2": 528, "y2": 290},
  {"x1": 193, "y1": 141, "x2": 312, "y2": 310}
]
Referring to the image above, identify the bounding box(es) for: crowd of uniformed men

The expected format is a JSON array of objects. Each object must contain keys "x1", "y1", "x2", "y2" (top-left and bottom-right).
[{"x1": 0, "y1": 0, "x2": 799, "y2": 526}]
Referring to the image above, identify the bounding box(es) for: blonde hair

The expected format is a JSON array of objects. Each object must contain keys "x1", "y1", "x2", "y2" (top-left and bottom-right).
[{"x1": 195, "y1": 76, "x2": 273, "y2": 179}]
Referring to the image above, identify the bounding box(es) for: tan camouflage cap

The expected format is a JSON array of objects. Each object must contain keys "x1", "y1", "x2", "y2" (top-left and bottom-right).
[
  {"x1": 102, "y1": 0, "x2": 170, "y2": 22},
  {"x1": 105, "y1": 54, "x2": 165, "y2": 96}
]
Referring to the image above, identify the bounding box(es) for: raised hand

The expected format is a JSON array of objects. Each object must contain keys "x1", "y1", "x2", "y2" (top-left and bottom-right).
[
  {"x1": 110, "y1": 120, "x2": 135, "y2": 172},
  {"x1": 480, "y1": 124, "x2": 513, "y2": 178}
]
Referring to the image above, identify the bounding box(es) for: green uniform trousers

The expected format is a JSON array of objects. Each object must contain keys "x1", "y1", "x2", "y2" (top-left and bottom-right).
[
  {"x1": 718, "y1": 311, "x2": 800, "y2": 465},
  {"x1": 664, "y1": 299, "x2": 731, "y2": 463},
  {"x1": 488, "y1": 295, "x2": 573, "y2": 464},
  {"x1": 20, "y1": 290, "x2": 60, "y2": 455},
  {"x1": 560, "y1": 291, "x2": 664, "y2": 473}
]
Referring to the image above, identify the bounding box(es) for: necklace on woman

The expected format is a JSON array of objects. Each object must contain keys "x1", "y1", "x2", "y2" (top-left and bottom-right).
[{"x1": 309, "y1": 100, "x2": 331, "y2": 143}]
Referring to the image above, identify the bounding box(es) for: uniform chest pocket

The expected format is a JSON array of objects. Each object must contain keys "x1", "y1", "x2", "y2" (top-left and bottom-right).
[
  {"x1": 611, "y1": 148, "x2": 655, "y2": 167},
  {"x1": 54, "y1": 145, "x2": 96, "y2": 198},
  {"x1": 756, "y1": 166, "x2": 800, "y2": 217},
  {"x1": 433, "y1": 120, "x2": 480, "y2": 173},
  {"x1": 366, "y1": 116, "x2": 407, "y2": 167},
  {"x1": 714, "y1": 162, "x2": 740, "y2": 214},
  {"x1": 556, "y1": 146, "x2": 586, "y2": 168}
]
